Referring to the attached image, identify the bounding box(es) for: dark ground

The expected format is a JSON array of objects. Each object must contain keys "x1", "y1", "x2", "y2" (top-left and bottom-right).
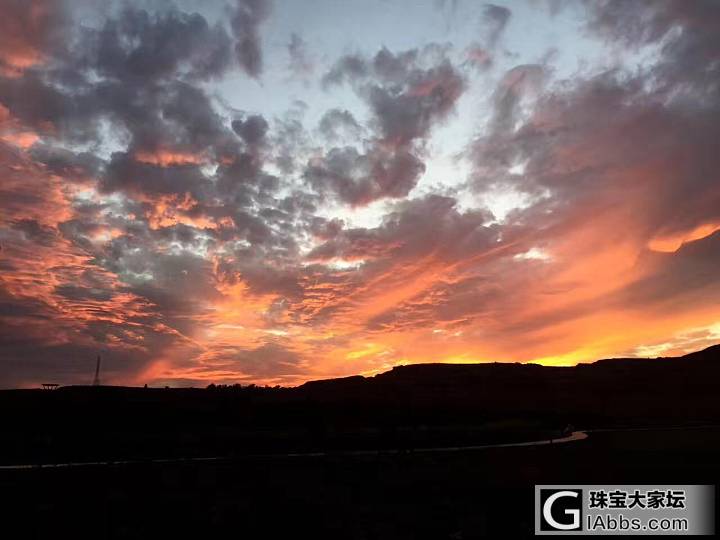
[
  {"x1": 1, "y1": 427, "x2": 719, "y2": 538},
  {"x1": 1, "y1": 344, "x2": 719, "y2": 538}
]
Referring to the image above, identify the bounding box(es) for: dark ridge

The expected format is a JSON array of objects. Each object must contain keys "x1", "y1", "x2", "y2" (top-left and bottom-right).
[{"x1": 0, "y1": 343, "x2": 717, "y2": 465}]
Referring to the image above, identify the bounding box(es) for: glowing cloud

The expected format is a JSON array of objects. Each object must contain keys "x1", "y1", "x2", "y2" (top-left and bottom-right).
[
  {"x1": 648, "y1": 222, "x2": 720, "y2": 253},
  {"x1": 1, "y1": 0, "x2": 719, "y2": 387}
]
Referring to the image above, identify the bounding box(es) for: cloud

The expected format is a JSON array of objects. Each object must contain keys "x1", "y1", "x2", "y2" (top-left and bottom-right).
[
  {"x1": 230, "y1": 0, "x2": 272, "y2": 78},
  {"x1": 318, "y1": 109, "x2": 363, "y2": 142},
  {"x1": 324, "y1": 46, "x2": 465, "y2": 145},
  {"x1": 448, "y1": 0, "x2": 720, "y2": 363},
  {"x1": 232, "y1": 114, "x2": 269, "y2": 149},
  {"x1": 490, "y1": 64, "x2": 546, "y2": 133},
  {"x1": 0, "y1": 0, "x2": 66, "y2": 78},
  {"x1": 215, "y1": 342, "x2": 305, "y2": 378},
  {"x1": 305, "y1": 146, "x2": 426, "y2": 206},
  {"x1": 464, "y1": 45, "x2": 494, "y2": 71},
  {"x1": 367, "y1": 60, "x2": 465, "y2": 145},
  {"x1": 101, "y1": 151, "x2": 211, "y2": 201},
  {"x1": 314, "y1": 46, "x2": 466, "y2": 205},
  {"x1": 0, "y1": 145, "x2": 177, "y2": 387},
  {"x1": 286, "y1": 33, "x2": 314, "y2": 79},
  {"x1": 587, "y1": 0, "x2": 720, "y2": 101},
  {"x1": 0, "y1": 0, "x2": 289, "y2": 386},
  {"x1": 322, "y1": 54, "x2": 369, "y2": 88},
  {"x1": 1, "y1": 0, "x2": 720, "y2": 388},
  {"x1": 481, "y1": 4, "x2": 512, "y2": 48},
  {"x1": 90, "y1": 6, "x2": 233, "y2": 81}
]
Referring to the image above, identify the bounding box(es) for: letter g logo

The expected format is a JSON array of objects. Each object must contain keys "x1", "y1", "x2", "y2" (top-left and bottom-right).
[{"x1": 541, "y1": 490, "x2": 582, "y2": 531}]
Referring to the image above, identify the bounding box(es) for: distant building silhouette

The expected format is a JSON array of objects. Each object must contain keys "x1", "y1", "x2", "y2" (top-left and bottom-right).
[{"x1": 41, "y1": 383, "x2": 59, "y2": 390}]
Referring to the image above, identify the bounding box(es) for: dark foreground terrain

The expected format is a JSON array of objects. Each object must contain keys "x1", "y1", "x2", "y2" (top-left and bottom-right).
[
  {"x1": 1, "y1": 345, "x2": 719, "y2": 537},
  {"x1": 1, "y1": 426, "x2": 719, "y2": 538}
]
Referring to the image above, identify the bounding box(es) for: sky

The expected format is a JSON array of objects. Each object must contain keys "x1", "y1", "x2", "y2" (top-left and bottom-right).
[{"x1": 1, "y1": 0, "x2": 719, "y2": 388}]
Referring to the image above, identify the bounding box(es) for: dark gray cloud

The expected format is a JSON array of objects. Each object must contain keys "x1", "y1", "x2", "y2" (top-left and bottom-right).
[
  {"x1": 230, "y1": 0, "x2": 272, "y2": 78},
  {"x1": 489, "y1": 64, "x2": 545, "y2": 134},
  {"x1": 587, "y1": 0, "x2": 720, "y2": 98},
  {"x1": 269, "y1": 104, "x2": 310, "y2": 174},
  {"x1": 323, "y1": 46, "x2": 465, "y2": 145},
  {"x1": 368, "y1": 61, "x2": 464, "y2": 144},
  {"x1": 11, "y1": 218, "x2": 59, "y2": 247},
  {"x1": 90, "y1": 6, "x2": 233, "y2": 81},
  {"x1": 473, "y1": 64, "x2": 720, "y2": 238},
  {"x1": 305, "y1": 146, "x2": 426, "y2": 206},
  {"x1": 321, "y1": 54, "x2": 369, "y2": 88},
  {"x1": 315, "y1": 46, "x2": 466, "y2": 204},
  {"x1": 481, "y1": 4, "x2": 512, "y2": 48},
  {"x1": 308, "y1": 194, "x2": 496, "y2": 264},
  {"x1": 286, "y1": 32, "x2": 314, "y2": 79},
  {"x1": 232, "y1": 114, "x2": 269, "y2": 148},
  {"x1": 30, "y1": 144, "x2": 103, "y2": 180},
  {"x1": 318, "y1": 109, "x2": 363, "y2": 142},
  {"x1": 0, "y1": 4, "x2": 241, "y2": 153},
  {"x1": 100, "y1": 152, "x2": 211, "y2": 200},
  {"x1": 0, "y1": 71, "x2": 100, "y2": 143}
]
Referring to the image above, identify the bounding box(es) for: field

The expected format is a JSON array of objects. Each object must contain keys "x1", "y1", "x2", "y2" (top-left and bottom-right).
[{"x1": 2, "y1": 426, "x2": 719, "y2": 538}]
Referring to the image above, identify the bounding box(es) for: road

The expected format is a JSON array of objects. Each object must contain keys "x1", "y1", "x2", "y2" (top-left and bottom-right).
[{"x1": 0, "y1": 430, "x2": 589, "y2": 471}]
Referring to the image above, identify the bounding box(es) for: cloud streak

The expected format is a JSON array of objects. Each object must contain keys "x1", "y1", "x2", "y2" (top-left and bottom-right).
[{"x1": 0, "y1": 0, "x2": 719, "y2": 387}]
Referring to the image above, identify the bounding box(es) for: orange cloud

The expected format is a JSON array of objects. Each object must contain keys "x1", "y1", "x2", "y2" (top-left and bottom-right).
[
  {"x1": 0, "y1": 130, "x2": 39, "y2": 149},
  {"x1": 134, "y1": 149, "x2": 206, "y2": 167},
  {"x1": 0, "y1": 103, "x2": 40, "y2": 149},
  {"x1": 0, "y1": 0, "x2": 53, "y2": 77},
  {"x1": 648, "y1": 222, "x2": 720, "y2": 253}
]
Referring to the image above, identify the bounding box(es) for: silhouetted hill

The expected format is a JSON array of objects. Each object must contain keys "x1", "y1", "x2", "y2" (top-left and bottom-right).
[
  {"x1": 295, "y1": 343, "x2": 720, "y2": 423},
  {"x1": 0, "y1": 344, "x2": 718, "y2": 464}
]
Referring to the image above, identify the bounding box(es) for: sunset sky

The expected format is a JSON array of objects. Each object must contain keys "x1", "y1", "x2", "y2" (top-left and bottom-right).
[{"x1": 1, "y1": 0, "x2": 719, "y2": 388}]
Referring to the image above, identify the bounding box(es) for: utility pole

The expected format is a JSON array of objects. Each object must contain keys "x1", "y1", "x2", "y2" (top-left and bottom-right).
[{"x1": 93, "y1": 354, "x2": 101, "y2": 386}]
